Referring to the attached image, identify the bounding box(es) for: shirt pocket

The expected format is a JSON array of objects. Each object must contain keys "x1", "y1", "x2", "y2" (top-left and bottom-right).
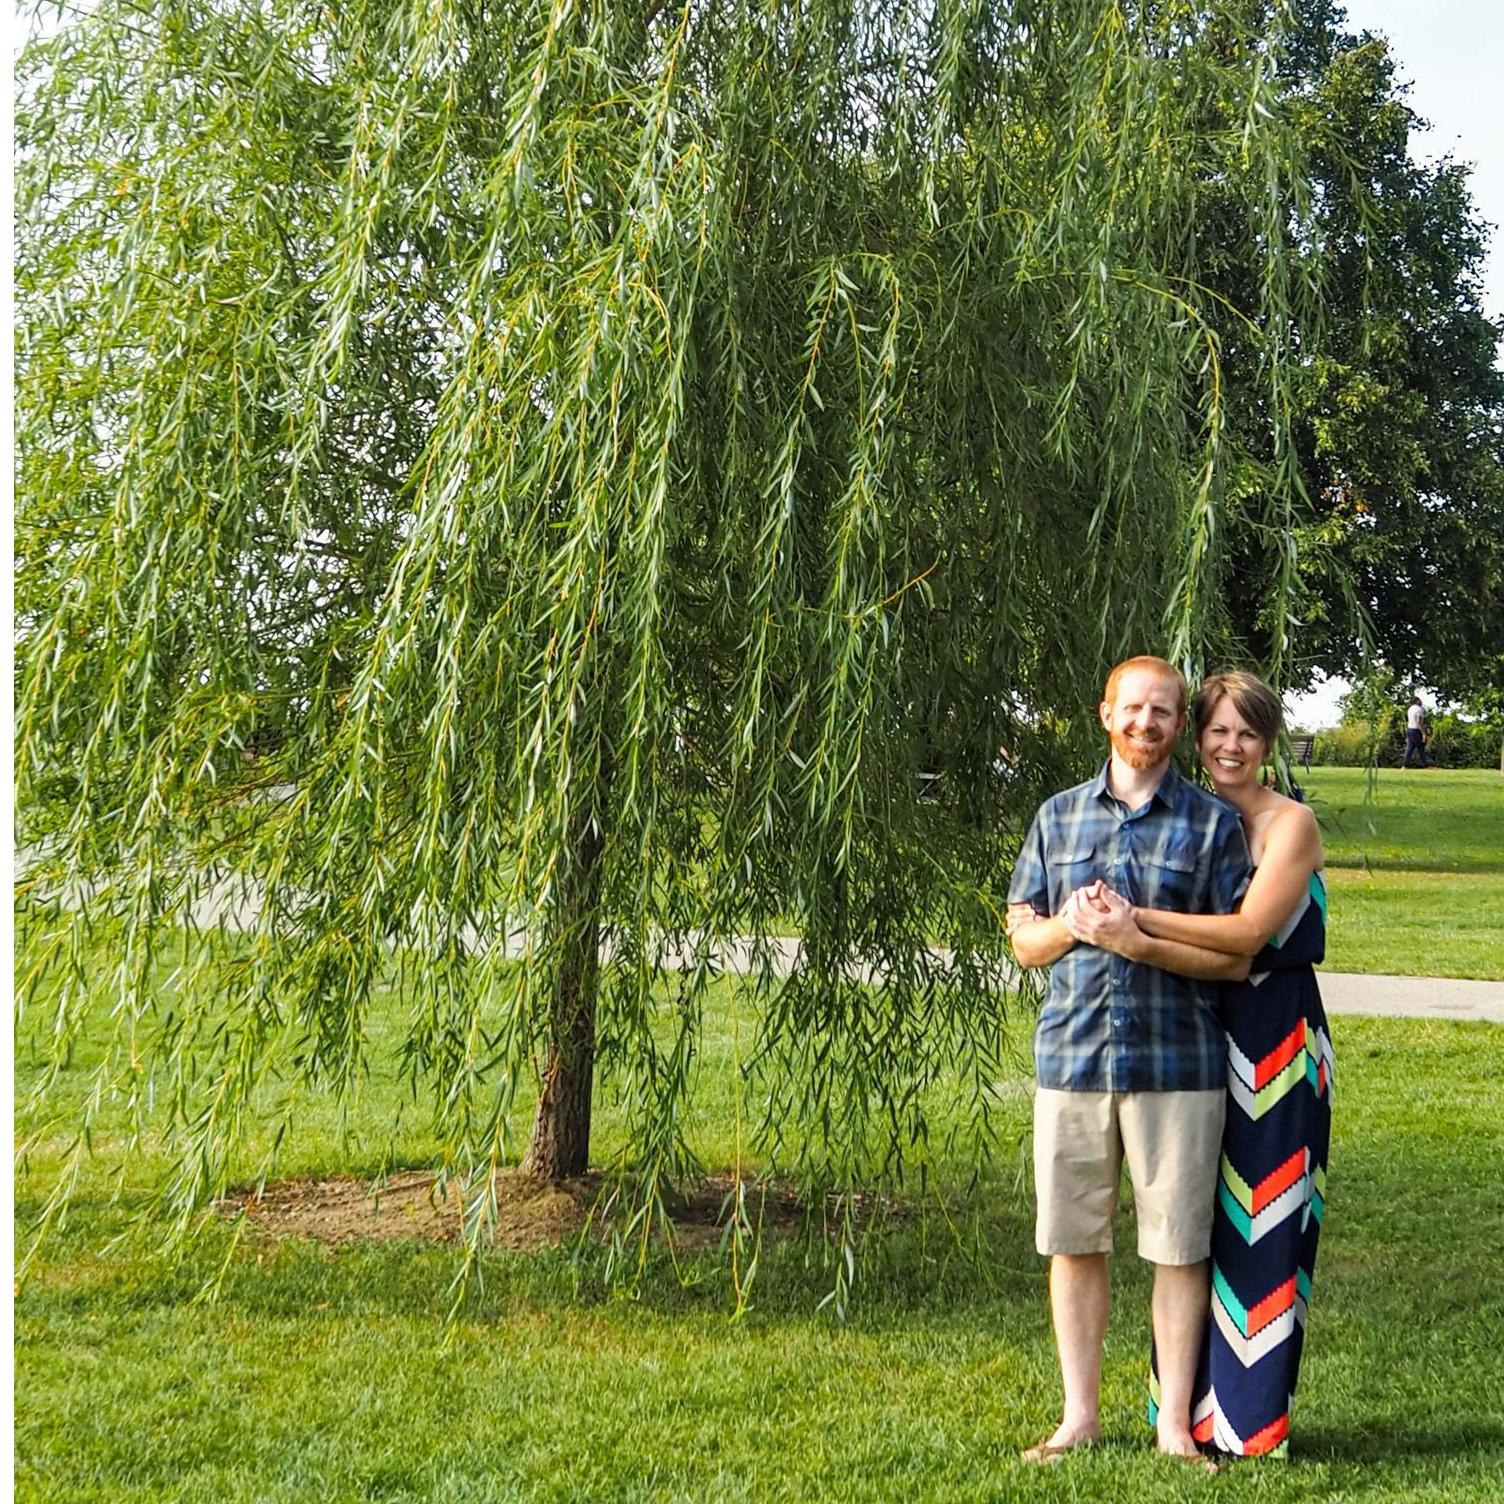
[
  {"x1": 1140, "y1": 836, "x2": 1198, "y2": 911},
  {"x1": 1047, "y1": 840, "x2": 1099, "y2": 904}
]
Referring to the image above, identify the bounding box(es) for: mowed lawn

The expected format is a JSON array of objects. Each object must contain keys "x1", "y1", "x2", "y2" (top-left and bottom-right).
[
  {"x1": 15, "y1": 925, "x2": 1504, "y2": 1502},
  {"x1": 1300, "y1": 768, "x2": 1504, "y2": 979}
]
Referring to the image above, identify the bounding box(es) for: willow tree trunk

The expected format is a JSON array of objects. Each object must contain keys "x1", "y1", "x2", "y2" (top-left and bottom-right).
[{"x1": 521, "y1": 810, "x2": 606, "y2": 1179}]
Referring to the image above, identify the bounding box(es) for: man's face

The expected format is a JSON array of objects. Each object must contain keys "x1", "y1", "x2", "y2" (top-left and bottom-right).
[{"x1": 1099, "y1": 668, "x2": 1185, "y2": 771}]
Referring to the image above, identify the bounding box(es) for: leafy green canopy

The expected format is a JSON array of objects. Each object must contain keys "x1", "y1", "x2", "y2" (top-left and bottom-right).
[
  {"x1": 16, "y1": 0, "x2": 1317, "y2": 1241},
  {"x1": 1182, "y1": 1, "x2": 1504, "y2": 700}
]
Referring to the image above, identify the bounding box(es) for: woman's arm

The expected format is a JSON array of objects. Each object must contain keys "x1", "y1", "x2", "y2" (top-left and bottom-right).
[
  {"x1": 1063, "y1": 889, "x2": 1250, "y2": 980},
  {"x1": 1127, "y1": 931, "x2": 1251, "y2": 981},
  {"x1": 1010, "y1": 915, "x2": 1077, "y2": 968},
  {"x1": 1007, "y1": 904, "x2": 1076, "y2": 968},
  {"x1": 1135, "y1": 803, "x2": 1324, "y2": 955}
]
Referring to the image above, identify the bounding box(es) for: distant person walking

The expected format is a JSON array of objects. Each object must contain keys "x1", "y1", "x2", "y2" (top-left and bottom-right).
[{"x1": 1403, "y1": 695, "x2": 1429, "y2": 769}]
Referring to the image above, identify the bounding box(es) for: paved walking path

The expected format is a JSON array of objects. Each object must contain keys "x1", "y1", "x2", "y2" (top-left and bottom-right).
[{"x1": 1317, "y1": 971, "x2": 1504, "y2": 1024}]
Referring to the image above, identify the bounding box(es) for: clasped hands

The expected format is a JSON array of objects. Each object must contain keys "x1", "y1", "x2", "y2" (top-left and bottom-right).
[{"x1": 1006, "y1": 882, "x2": 1142, "y2": 957}]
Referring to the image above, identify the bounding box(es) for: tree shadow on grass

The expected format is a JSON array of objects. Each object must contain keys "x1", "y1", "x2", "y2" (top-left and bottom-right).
[
  {"x1": 1296, "y1": 1423, "x2": 1504, "y2": 1464},
  {"x1": 17, "y1": 1177, "x2": 1052, "y2": 1328}
]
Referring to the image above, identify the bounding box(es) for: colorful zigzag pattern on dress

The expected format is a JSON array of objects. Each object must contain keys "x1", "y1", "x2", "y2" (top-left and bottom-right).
[
  {"x1": 1259, "y1": 873, "x2": 1327, "y2": 954},
  {"x1": 1150, "y1": 1370, "x2": 1295, "y2": 1457},
  {"x1": 1210, "y1": 1263, "x2": 1311, "y2": 1367},
  {"x1": 1227, "y1": 1016, "x2": 1334, "y2": 1121},
  {"x1": 1217, "y1": 1147, "x2": 1326, "y2": 1244},
  {"x1": 1187, "y1": 1385, "x2": 1293, "y2": 1456},
  {"x1": 1247, "y1": 872, "x2": 1327, "y2": 988}
]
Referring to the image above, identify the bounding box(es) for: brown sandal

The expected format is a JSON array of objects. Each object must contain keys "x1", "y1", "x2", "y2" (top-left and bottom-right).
[
  {"x1": 1021, "y1": 1435, "x2": 1100, "y2": 1464},
  {"x1": 1164, "y1": 1451, "x2": 1221, "y2": 1476}
]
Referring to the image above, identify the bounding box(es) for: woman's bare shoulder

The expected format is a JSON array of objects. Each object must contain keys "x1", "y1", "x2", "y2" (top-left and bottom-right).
[
  {"x1": 1267, "y1": 794, "x2": 1323, "y2": 855},
  {"x1": 1268, "y1": 792, "x2": 1317, "y2": 826}
]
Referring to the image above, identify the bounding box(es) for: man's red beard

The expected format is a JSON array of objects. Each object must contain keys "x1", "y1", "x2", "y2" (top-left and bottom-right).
[{"x1": 1109, "y1": 727, "x2": 1172, "y2": 771}]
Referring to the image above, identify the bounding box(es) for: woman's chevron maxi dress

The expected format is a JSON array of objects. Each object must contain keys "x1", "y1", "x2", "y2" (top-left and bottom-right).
[{"x1": 1150, "y1": 871, "x2": 1334, "y2": 1457}]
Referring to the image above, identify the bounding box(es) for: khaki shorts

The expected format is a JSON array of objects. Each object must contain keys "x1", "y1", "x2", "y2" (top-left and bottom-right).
[{"x1": 1033, "y1": 1086, "x2": 1224, "y2": 1265}]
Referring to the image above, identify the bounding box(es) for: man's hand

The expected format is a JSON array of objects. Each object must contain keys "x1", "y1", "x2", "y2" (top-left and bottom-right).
[
  {"x1": 1063, "y1": 884, "x2": 1142, "y2": 958},
  {"x1": 1073, "y1": 880, "x2": 1112, "y2": 914}
]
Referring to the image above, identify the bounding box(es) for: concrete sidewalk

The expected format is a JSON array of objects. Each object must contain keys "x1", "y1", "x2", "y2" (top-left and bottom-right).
[{"x1": 1317, "y1": 971, "x2": 1504, "y2": 1024}]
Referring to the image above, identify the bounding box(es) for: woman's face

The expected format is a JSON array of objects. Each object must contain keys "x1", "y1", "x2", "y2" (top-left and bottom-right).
[{"x1": 1198, "y1": 694, "x2": 1268, "y2": 791}]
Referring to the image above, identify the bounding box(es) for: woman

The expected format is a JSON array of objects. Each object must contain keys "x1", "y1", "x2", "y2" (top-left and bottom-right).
[{"x1": 1053, "y1": 670, "x2": 1333, "y2": 1459}]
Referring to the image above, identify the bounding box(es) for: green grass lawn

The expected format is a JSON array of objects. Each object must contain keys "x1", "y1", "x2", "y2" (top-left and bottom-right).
[
  {"x1": 15, "y1": 769, "x2": 1504, "y2": 1499},
  {"x1": 15, "y1": 950, "x2": 1504, "y2": 1501},
  {"x1": 1297, "y1": 768, "x2": 1504, "y2": 978}
]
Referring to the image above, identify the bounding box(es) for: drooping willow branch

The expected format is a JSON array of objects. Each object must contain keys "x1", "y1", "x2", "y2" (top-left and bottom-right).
[{"x1": 16, "y1": 0, "x2": 1323, "y2": 1275}]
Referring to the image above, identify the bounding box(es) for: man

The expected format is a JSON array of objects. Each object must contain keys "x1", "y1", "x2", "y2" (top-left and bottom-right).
[
  {"x1": 1403, "y1": 694, "x2": 1429, "y2": 769},
  {"x1": 1007, "y1": 656, "x2": 1252, "y2": 1462}
]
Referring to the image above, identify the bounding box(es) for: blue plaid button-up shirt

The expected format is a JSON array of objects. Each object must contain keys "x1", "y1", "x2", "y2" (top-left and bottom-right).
[{"x1": 1008, "y1": 761, "x2": 1252, "y2": 1092}]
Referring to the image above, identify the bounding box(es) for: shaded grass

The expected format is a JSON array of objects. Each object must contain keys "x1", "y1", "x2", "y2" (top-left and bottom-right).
[
  {"x1": 1304, "y1": 768, "x2": 1503, "y2": 875},
  {"x1": 1298, "y1": 769, "x2": 1504, "y2": 978},
  {"x1": 12, "y1": 947, "x2": 1033, "y2": 1215},
  {"x1": 16, "y1": 990, "x2": 1504, "y2": 1502},
  {"x1": 1322, "y1": 869, "x2": 1504, "y2": 979}
]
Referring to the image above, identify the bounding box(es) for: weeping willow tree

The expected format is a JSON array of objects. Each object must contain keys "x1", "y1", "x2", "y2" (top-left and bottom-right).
[{"x1": 16, "y1": 0, "x2": 1318, "y2": 1250}]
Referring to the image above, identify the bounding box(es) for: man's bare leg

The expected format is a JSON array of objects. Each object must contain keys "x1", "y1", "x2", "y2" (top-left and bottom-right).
[
  {"x1": 1151, "y1": 1259, "x2": 1210, "y2": 1455},
  {"x1": 1028, "y1": 1252, "x2": 1110, "y2": 1455}
]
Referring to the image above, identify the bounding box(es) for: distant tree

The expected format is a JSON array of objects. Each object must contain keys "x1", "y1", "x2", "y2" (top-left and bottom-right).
[
  {"x1": 1200, "y1": 1, "x2": 1504, "y2": 699},
  {"x1": 1451, "y1": 664, "x2": 1504, "y2": 771},
  {"x1": 16, "y1": 1, "x2": 1319, "y2": 1256},
  {"x1": 1336, "y1": 666, "x2": 1400, "y2": 729}
]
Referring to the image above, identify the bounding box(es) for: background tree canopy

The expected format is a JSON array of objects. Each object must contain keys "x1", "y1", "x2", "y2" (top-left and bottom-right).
[
  {"x1": 18, "y1": 0, "x2": 1326, "y2": 1256},
  {"x1": 1204, "y1": 0, "x2": 1504, "y2": 700}
]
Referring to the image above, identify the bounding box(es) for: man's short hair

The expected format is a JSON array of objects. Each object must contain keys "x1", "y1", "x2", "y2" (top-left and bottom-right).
[{"x1": 1103, "y1": 655, "x2": 1187, "y2": 714}]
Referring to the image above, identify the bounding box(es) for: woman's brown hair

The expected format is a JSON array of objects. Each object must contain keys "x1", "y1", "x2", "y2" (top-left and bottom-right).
[{"x1": 1192, "y1": 670, "x2": 1283, "y2": 747}]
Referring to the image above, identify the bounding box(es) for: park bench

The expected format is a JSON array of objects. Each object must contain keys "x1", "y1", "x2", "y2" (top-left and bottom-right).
[{"x1": 1289, "y1": 732, "x2": 1315, "y2": 770}]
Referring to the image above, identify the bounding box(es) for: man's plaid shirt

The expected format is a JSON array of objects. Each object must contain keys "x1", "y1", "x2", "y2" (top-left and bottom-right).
[{"x1": 1009, "y1": 761, "x2": 1252, "y2": 1093}]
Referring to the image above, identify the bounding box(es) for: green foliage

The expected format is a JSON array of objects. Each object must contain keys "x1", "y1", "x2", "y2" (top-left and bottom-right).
[
  {"x1": 1458, "y1": 665, "x2": 1504, "y2": 728},
  {"x1": 1335, "y1": 662, "x2": 1401, "y2": 729},
  {"x1": 1426, "y1": 716, "x2": 1500, "y2": 771},
  {"x1": 16, "y1": 0, "x2": 1322, "y2": 1250},
  {"x1": 1201, "y1": 1, "x2": 1504, "y2": 697},
  {"x1": 1307, "y1": 666, "x2": 1501, "y2": 768},
  {"x1": 1306, "y1": 719, "x2": 1396, "y2": 766}
]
